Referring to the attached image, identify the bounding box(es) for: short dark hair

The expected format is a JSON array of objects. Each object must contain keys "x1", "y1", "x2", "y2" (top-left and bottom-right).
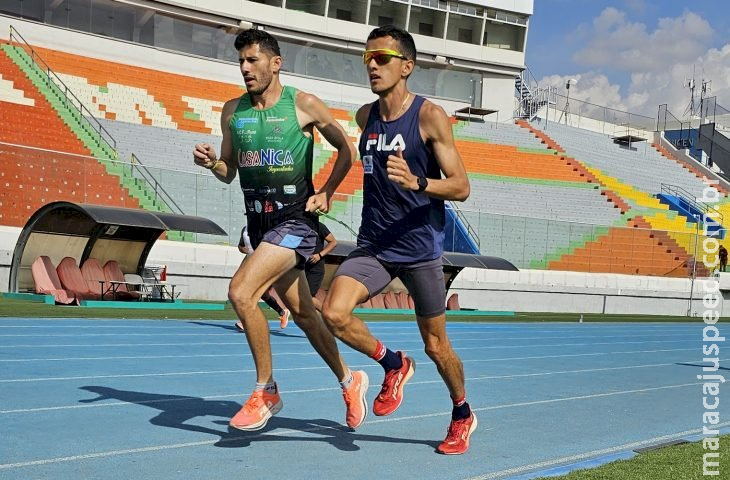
[
  {"x1": 367, "y1": 25, "x2": 416, "y2": 63},
  {"x1": 234, "y1": 29, "x2": 281, "y2": 57}
]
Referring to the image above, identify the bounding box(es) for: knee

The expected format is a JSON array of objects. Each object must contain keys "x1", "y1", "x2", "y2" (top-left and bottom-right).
[
  {"x1": 321, "y1": 303, "x2": 350, "y2": 337},
  {"x1": 289, "y1": 307, "x2": 318, "y2": 330},
  {"x1": 424, "y1": 337, "x2": 451, "y2": 363},
  {"x1": 228, "y1": 286, "x2": 258, "y2": 312}
]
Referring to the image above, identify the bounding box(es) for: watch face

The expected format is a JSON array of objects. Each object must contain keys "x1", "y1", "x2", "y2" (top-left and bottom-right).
[{"x1": 417, "y1": 177, "x2": 427, "y2": 191}]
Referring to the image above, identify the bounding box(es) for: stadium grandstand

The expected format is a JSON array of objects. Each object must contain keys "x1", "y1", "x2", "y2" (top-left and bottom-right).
[{"x1": 1, "y1": 0, "x2": 729, "y2": 315}]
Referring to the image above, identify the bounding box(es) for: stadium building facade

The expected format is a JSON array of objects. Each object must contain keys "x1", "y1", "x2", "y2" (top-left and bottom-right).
[{"x1": 1, "y1": 0, "x2": 532, "y2": 117}]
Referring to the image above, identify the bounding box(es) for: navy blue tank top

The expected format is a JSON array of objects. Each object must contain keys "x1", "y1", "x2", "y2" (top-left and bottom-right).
[{"x1": 357, "y1": 95, "x2": 445, "y2": 262}]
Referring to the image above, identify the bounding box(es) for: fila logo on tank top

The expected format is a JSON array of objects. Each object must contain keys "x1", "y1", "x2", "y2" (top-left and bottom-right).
[{"x1": 357, "y1": 95, "x2": 445, "y2": 263}]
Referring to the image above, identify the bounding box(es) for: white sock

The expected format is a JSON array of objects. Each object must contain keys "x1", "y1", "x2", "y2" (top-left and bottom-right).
[
  {"x1": 255, "y1": 382, "x2": 276, "y2": 394},
  {"x1": 339, "y1": 370, "x2": 354, "y2": 390}
]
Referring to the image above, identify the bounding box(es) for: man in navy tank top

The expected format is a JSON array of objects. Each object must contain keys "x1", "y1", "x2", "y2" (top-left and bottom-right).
[
  {"x1": 192, "y1": 30, "x2": 368, "y2": 433},
  {"x1": 321, "y1": 26, "x2": 476, "y2": 454}
]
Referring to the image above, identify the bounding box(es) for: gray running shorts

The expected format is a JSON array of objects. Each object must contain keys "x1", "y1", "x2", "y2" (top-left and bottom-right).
[
  {"x1": 261, "y1": 220, "x2": 319, "y2": 269},
  {"x1": 334, "y1": 248, "x2": 446, "y2": 317}
]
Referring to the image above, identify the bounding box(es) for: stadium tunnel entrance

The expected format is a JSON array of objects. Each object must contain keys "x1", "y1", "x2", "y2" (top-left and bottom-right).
[{"x1": 9, "y1": 201, "x2": 227, "y2": 292}]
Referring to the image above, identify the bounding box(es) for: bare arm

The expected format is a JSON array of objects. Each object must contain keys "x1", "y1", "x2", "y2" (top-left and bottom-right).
[
  {"x1": 297, "y1": 92, "x2": 356, "y2": 213},
  {"x1": 420, "y1": 102, "x2": 470, "y2": 201},
  {"x1": 385, "y1": 101, "x2": 470, "y2": 201},
  {"x1": 192, "y1": 97, "x2": 239, "y2": 184},
  {"x1": 309, "y1": 232, "x2": 337, "y2": 264},
  {"x1": 319, "y1": 232, "x2": 337, "y2": 257},
  {"x1": 355, "y1": 104, "x2": 371, "y2": 131}
]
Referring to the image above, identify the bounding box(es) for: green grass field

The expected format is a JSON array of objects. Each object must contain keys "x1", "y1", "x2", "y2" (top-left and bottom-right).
[
  {"x1": 534, "y1": 436, "x2": 728, "y2": 479},
  {"x1": 1, "y1": 294, "x2": 727, "y2": 322}
]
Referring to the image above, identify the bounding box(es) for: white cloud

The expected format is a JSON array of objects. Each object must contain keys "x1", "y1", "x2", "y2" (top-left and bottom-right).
[
  {"x1": 540, "y1": 72, "x2": 625, "y2": 109},
  {"x1": 574, "y1": 9, "x2": 713, "y2": 71},
  {"x1": 540, "y1": 9, "x2": 730, "y2": 117}
]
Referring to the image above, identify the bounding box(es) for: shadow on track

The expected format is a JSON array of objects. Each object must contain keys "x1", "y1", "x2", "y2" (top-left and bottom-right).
[{"x1": 79, "y1": 386, "x2": 439, "y2": 452}]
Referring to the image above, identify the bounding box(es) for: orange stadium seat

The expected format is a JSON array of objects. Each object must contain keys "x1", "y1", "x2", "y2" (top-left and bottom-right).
[
  {"x1": 32, "y1": 46, "x2": 243, "y2": 134},
  {"x1": 31, "y1": 256, "x2": 77, "y2": 305},
  {"x1": 80, "y1": 258, "x2": 113, "y2": 300},
  {"x1": 102, "y1": 260, "x2": 141, "y2": 301}
]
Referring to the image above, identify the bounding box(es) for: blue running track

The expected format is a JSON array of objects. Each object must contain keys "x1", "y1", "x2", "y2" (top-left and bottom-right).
[{"x1": 0, "y1": 318, "x2": 720, "y2": 479}]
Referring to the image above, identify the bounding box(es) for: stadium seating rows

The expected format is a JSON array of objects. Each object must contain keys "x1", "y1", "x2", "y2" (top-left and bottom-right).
[{"x1": 2, "y1": 40, "x2": 726, "y2": 277}]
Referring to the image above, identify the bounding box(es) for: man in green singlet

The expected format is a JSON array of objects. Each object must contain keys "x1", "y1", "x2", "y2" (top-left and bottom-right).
[{"x1": 192, "y1": 29, "x2": 368, "y2": 432}]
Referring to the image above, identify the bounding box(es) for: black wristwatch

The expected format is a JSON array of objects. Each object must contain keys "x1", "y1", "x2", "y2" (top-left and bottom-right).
[{"x1": 416, "y1": 176, "x2": 428, "y2": 193}]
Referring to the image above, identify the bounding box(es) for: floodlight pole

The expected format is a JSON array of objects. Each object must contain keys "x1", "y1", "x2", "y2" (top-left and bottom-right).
[{"x1": 559, "y1": 80, "x2": 575, "y2": 125}]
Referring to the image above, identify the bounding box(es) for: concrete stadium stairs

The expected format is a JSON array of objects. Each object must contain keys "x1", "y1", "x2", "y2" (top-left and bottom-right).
[
  {"x1": 548, "y1": 216, "x2": 704, "y2": 277},
  {"x1": 0, "y1": 47, "x2": 139, "y2": 226},
  {"x1": 1, "y1": 43, "x2": 191, "y2": 240}
]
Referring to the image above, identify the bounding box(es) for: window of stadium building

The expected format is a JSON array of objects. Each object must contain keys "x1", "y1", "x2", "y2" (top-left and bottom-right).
[
  {"x1": 486, "y1": 8, "x2": 527, "y2": 26},
  {"x1": 408, "y1": 6, "x2": 446, "y2": 39},
  {"x1": 446, "y1": 12, "x2": 483, "y2": 45},
  {"x1": 151, "y1": 14, "x2": 237, "y2": 60},
  {"x1": 248, "y1": 0, "x2": 283, "y2": 6},
  {"x1": 2, "y1": 0, "x2": 45, "y2": 21},
  {"x1": 411, "y1": 0, "x2": 447, "y2": 10},
  {"x1": 327, "y1": 0, "x2": 368, "y2": 24},
  {"x1": 2, "y1": 0, "x2": 479, "y2": 102},
  {"x1": 413, "y1": 65, "x2": 481, "y2": 104},
  {"x1": 368, "y1": 0, "x2": 408, "y2": 28},
  {"x1": 277, "y1": 40, "x2": 477, "y2": 103},
  {"x1": 483, "y1": 21, "x2": 524, "y2": 51},
  {"x1": 286, "y1": 0, "x2": 327, "y2": 16}
]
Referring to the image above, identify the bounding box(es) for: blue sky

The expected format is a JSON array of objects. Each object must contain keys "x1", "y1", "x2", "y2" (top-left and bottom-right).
[{"x1": 525, "y1": 0, "x2": 730, "y2": 117}]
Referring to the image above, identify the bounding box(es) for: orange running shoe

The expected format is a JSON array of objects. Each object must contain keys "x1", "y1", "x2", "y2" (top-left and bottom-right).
[
  {"x1": 342, "y1": 370, "x2": 369, "y2": 429},
  {"x1": 279, "y1": 309, "x2": 290, "y2": 329},
  {"x1": 373, "y1": 351, "x2": 415, "y2": 416},
  {"x1": 229, "y1": 386, "x2": 283, "y2": 431},
  {"x1": 436, "y1": 412, "x2": 478, "y2": 455}
]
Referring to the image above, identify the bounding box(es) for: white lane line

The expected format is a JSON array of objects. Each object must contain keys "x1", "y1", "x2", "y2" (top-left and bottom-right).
[
  {"x1": 0, "y1": 346, "x2": 695, "y2": 364},
  {"x1": 1, "y1": 359, "x2": 718, "y2": 411},
  {"x1": 0, "y1": 322, "x2": 698, "y2": 329},
  {"x1": 0, "y1": 349, "x2": 708, "y2": 383},
  {"x1": 463, "y1": 420, "x2": 730, "y2": 480},
  {"x1": 0, "y1": 381, "x2": 708, "y2": 470},
  {"x1": 0, "y1": 338, "x2": 698, "y2": 349},
  {"x1": 0, "y1": 333, "x2": 693, "y2": 344}
]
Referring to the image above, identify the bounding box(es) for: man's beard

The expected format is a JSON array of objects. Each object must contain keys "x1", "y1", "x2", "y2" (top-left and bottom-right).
[{"x1": 247, "y1": 74, "x2": 272, "y2": 95}]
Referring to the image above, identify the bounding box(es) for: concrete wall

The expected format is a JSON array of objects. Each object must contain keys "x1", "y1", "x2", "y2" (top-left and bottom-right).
[
  {"x1": 3, "y1": 226, "x2": 726, "y2": 316},
  {"x1": 656, "y1": 131, "x2": 730, "y2": 192},
  {"x1": 145, "y1": 239, "x2": 242, "y2": 300},
  {"x1": 450, "y1": 267, "x2": 727, "y2": 317},
  {"x1": 0, "y1": 226, "x2": 16, "y2": 293}
]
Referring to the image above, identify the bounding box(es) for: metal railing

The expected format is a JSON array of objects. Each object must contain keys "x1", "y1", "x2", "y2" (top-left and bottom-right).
[
  {"x1": 657, "y1": 104, "x2": 692, "y2": 132},
  {"x1": 702, "y1": 96, "x2": 730, "y2": 130},
  {"x1": 515, "y1": 68, "x2": 554, "y2": 120},
  {"x1": 543, "y1": 91, "x2": 656, "y2": 134},
  {"x1": 8, "y1": 26, "x2": 117, "y2": 154},
  {"x1": 447, "y1": 201, "x2": 481, "y2": 251},
  {"x1": 657, "y1": 104, "x2": 694, "y2": 149},
  {"x1": 660, "y1": 183, "x2": 724, "y2": 227},
  {"x1": 129, "y1": 153, "x2": 185, "y2": 215}
]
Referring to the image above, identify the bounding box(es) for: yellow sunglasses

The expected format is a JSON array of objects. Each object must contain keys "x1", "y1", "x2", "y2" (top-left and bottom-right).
[{"x1": 362, "y1": 49, "x2": 408, "y2": 65}]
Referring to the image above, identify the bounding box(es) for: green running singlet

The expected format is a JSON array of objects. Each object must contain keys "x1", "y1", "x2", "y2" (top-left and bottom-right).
[{"x1": 229, "y1": 86, "x2": 316, "y2": 244}]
